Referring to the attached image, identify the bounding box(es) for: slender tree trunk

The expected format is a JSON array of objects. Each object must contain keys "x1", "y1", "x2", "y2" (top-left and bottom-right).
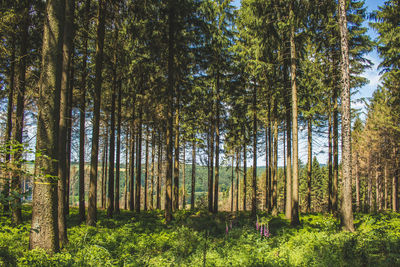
[
  {"x1": 2, "y1": 37, "x2": 16, "y2": 214},
  {"x1": 11, "y1": 0, "x2": 30, "y2": 225},
  {"x1": 66, "y1": 49, "x2": 74, "y2": 216},
  {"x1": 150, "y1": 128, "x2": 155, "y2": 210},
  {"x1": 332, "y1": 86, "x2": 339, "y2": 214},
  {"x1": 236, "y1": 148, "x2": 240, "y2": 212},
  {"x1": 285, "y1": 97, "x2": 292, "y2": 219},
  {"x1": 272, "y1": 106, "x2": 278, "y2": 216},
  {"x1": 157, "y1": 133, "x2": 162, "y2": 210},
  {"x1": 208, "y1": 126, "x2": 214, "y2": 212},
  {"x1": 393, "y1": 148, "x2": 398, "y2": 212},
  {"x1": 265, "y1": 123, "x2": 269, "y2": 212},
  {"x1": 173, "y1": 104, "x2": 180, "y2": 212},
  {"x1": 338, "y1": 0, "x2": 354, "y2": 231},
  {"x1": 231, "y1": 155, "x2": 234, "y2": 212},
  {"x1": 251, "y1": 86, "x2": 257, "y2": 218},
  {"x1": 124, "y1": 128, "x2": 129, "y2": 210},
  {"x1": 115, "y1": 80, "x2": 122, "y2": 214},
  {"x1": 268, "y1": 109, "x2": 272, "y2": 212},
  {"x1": 78, "y1": 0, "x2": 90, "y2": 222},
  {"x1": 191, "y1": 138, "x2": 196, "y2": 210},
  {"x1": 30, "y1": 0, "x2": 65, "y2": 252},
  {"x1": 135, "y1": 114, "x2": 142, "y2": 213},
  {"x1": 87, "y1": 0, "x2": 106, "y2": 226},
  {"x1": 355, "y1": 152, "x2": 360, "y2": 212},
  {"x1": 165, "y1": 0, "x2": 175, "y2": 222},
  {"x1": 214, "y1": 99, "x2": 220, "y2": 213},
  {"x1": 306, "y1": 118, "x2": 312, "y2": 213},
  {"x1": 384, "y1": 159, "x2": 388, "y2": 210},
  {"x1": 101, "y1": 127, "x2": 108, "y2": 209},
  {"x1": 328, "y1": 110, "x2": 333, "y2": 213},
  {"x1": 129, "y1": 122, "x2": 135, "y2": 211},
  {"x1": 144, "y1": 125, "x2": 149, "y2": 211},
  {"x1": 182, "y1": 141, "x2": 186, "y2": 209},
  {"x1": 107, "y1": 43, "x2": 117, "y2": 217},
  {"x1": 290, "y1": 2, "x2": 300, "y2": 225},
  {"x1": 243, "y1": 142, "x2": 247, "y2": 211}
]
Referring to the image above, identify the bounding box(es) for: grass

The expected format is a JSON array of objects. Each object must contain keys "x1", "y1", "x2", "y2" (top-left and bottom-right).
[{"x1": 1, "y1": 206, "x2": 400, "y2": 266}]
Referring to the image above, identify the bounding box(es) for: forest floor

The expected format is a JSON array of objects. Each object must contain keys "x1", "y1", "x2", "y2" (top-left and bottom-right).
[{"x1": 1, "y1": 206, "x2": 400, "y2": 266}]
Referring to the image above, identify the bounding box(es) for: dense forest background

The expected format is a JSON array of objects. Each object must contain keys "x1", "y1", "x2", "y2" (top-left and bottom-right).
[{"x1": 0, "y1": 0, "x2": 399, "y2": 264}]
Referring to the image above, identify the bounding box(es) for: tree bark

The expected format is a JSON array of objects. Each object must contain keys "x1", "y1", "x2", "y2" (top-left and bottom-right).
[
  {"x1": 165, "y1": 0, "x2": 175, "y2": 222},
  {"x1": 338, "y1": 0, "x2": 354, "y2": 231},
  {"x1": 306, "y1": 118, "x2": 312, "y2": 213},
  {"x1": 150, "y1": 128, "x2": 155, "y2": 210},
  {"x1": 173, "y1": 103, "x2": 180, "y2": 212},
  {"x1": 182, "y1": 141, "x2": 186, "y2": 209},
  {"x1": 191, "y1": 138, "x2": 196, "y2": 210},
  {"x1": 3, "y1": 37, "x2": 16, "y2": 214},
  {"x1": 11, "y1": 0, "x2": 29, "y2": 225},
  {"x1": 231, "y1": 155, "x2": 234, "y2": 212},
  {"x1": 243, "y1": 142, "x2": 247, "y2": 211},
  {"x1": 208, "y1": 126, "x2": 214, "y2": 212},
  {"x1": 290, "y1": 2, "x2": 300, "y2": 225},
  {"x1": 328, "y1": 110, "x2": 333, "y2": 213},
  {"x1": 78, "y1": 0, "x2": 90, "y2": 222},
  {"x1": 87, "y1": 0, "x2": 106, "y2": 226},
  {"x1": 115, "y1": 80, "x2": 122, "y2": 214},
  {"x1": 30, "y1": 0, "x2": 65, "y2": 253},
  {"x1": 144, "y1": 125, "x2": 149, "y2": 211},
  {"x1": 214, "y1": 98, "x2": 220, "y2": 213},
  {"x1": 157, "y1": 133, "x2": 162, "y2": 210},
  {"x1": 272, "y1": 105, "x2": 278, "y2": 216},
  {"x1": 135, "y1": 114, "x2": 142, "y2": 213},
  {"x1": 285, "y1": 95, "x2": 292, "y2": 220},
  {"x1": 251, "y1": 86, "x2": 257, "y2": 218},
  {"x1": 129, "y1": 122, "x2": 135, "y2": 211},
  {"x1": 107, "y1": 43, "x2": 117, "y2": 218},
  {"x1": 236, "y1": 148, "x2": 240, "y2": 212}
]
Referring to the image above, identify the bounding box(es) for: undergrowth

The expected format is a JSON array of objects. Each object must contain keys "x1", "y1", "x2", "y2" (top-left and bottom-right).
[{"x1": 1, "y1": 206, "x2": 399, "y2": 266}]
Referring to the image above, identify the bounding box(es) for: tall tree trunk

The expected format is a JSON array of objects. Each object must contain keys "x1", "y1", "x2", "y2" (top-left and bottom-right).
[
  {"x1": 230, "y1": 155, "x2": 234, "y2": 212},
  {"x1": 328, "y1": 110, "x2": 333, "y2": 213},
  {"x1": 272, "y1": 105, "x2": 278, "y2": 216},
  {"x1": 87, "y1": 0, "x2": 106, "y2": 226},
  {"x1": 165, "y1": 0, "x2": 175, "y2": 222},
  {"x1": 191, "y1": 138, "x2": 196, "y2": 210},
  {"x1": 107, "y1": 44, "x2": 117, "y2": 218},
  {"x1": 30, "y1": 0, "x2": 65, "y2": 252},
  {"x1": 65, "y1": 49, "x2": 75, "y2": 216},
  {"x1": 157, "y1": 133, "x2": 162, "y2": 210},
  {"x1": 150, "y1": 128, "x2": 155, "y2": 210},
  {"x1": 393, "y1": 148, "x2": 398, "y2": 212},
  {"x1": 144, "y1": 125, "x2": 149, "y2": 211},
  {"x1": 173, "y1": 104, "x2": 179, "y2": 212},
  {"x1": 78, "y1": 0, "x2": 90, "y2": 222},
  {"x1": 3, "y1": 37, "x2": 16, "y2": 214},
  {"x1": 384, "y1": 158, "x2": 388, "y2": 210},
  {"x1": 251, "y1": 86, "x2": 257, "y2": 218},
  {"x1": 268, "y1": 109, "x2": 272, "y2": 212},
  {"x1": 182, "y1": 141, "x2": 186, "y2": 209},
  {"x1": 338, "y1": 0, "x2": 354, "y2": 231},
  {"x1": 129, "y1": 122, "x2": 135, "y2": 211},
  {"x1": 285, "y1": 96, "x2": 292, "y2": 219},
  {"x1": 236, "y1": 148, "x2": 240, "y2": 212},
  {"x1": 355, "y1": 152, "x2": 360, "y2": 212},
  {"x1": 265, "y1": 123, "x2": 269, "y2": 212},
  {"x1": 115, "y1": 80, "x2": 122, "y2": 214},
  {"x1": 124, "y1": 128, "x2": 129, "y2": 210},
  {"x1": 101, "y1": 126, "x2": 108, "y2": 209},
  {"x1": 290, "y1": 2, "x2": 300, "y2": 225},
  {"x1": 208, "y1": 126, "x2": 214, "y2": 212},
  {"x1": 12, "y1": 0, "x2": 30, "y2": 225},
  {"x1": 135, "y1": 114, "x2": 142, "y2": 213},
  {"x1": 306, "y1": 118, "x2": 312, "y2": 213},
  {"x1": 214, "y1": 99, "x2": 220, "y2": 213},
  {"x1": 243, "y1": 142, "x2": 247, "y2": 211}
]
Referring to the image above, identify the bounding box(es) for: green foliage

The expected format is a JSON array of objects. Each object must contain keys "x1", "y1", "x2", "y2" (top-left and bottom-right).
[{"x1": 1, "y1": 207, "x2": 400, "y2": 266}]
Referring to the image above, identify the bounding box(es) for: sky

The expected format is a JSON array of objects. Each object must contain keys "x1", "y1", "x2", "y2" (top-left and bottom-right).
[{"x1": 231, "y1": 0, "x2": 384, "y2": 167}]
